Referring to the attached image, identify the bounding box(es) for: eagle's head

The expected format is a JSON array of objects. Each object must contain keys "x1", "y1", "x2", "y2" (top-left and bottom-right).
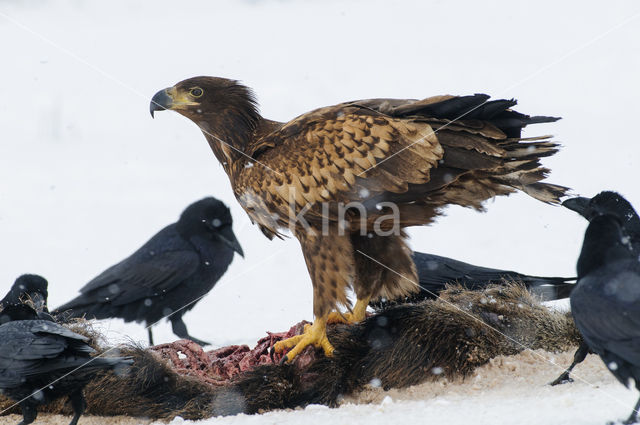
[
  {"x1": 150, "y1": 76, "x2": 261, "y2": 167},
  {"x1": 150, "y1": 76, "x2": 257, "y2": 121}
]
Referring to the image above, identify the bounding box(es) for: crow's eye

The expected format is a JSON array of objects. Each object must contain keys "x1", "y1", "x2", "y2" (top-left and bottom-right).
[{"x1": 190, "y1": 87, "x2": 203, "y2": 98}]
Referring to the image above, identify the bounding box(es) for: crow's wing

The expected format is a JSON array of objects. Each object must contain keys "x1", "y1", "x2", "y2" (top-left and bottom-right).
[
  {"x1": 0, "y1": 321, "x2": 90, "y2": 358},
  {"x1": 59, "y1": 250, "x2": 200, "y2": 309},
  {"x1": 413, "y1": 252, "x2": 573, "y2": 294},
  {"x1": 571, "y1": 261, "x2": 640, "y2": 367},
  {"x1": 29, "y1": 321, "x2": 90, "y2": 342},
  {"x1": 0, "y1": 321, "x2": 96, "y2": 388},
  {"x1": 0, "y1": 330, "x2": 66, "y2": 360}
]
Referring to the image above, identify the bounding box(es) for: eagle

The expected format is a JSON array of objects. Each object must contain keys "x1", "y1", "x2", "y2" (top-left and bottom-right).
[{"x1": 150, "y1": 77, "x2": 567, "y2": 361}]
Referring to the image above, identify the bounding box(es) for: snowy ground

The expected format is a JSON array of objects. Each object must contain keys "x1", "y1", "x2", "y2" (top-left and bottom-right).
[{"x1": 1, "y1": 0, "x2": 640, "y2": 424}]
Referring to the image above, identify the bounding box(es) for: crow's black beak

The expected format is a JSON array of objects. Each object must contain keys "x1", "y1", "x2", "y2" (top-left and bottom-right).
[
  {"x1": 217, "y1": 226, "x2": 245, "y2": 258},
  {"x1": 562, "y1": 196, "x2": 591, "y2": 218},
  {"x1": 30, "y1": 292, "x2": 48, "y2": 312},
  {"x1": 150, "y1": 88, "x2": 173, "y2": 118}
]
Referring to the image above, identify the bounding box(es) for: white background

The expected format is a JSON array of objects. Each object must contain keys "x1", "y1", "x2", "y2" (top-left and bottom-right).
[{"x1": 1, "y1": 1, "x2": 639, "y2": 423}]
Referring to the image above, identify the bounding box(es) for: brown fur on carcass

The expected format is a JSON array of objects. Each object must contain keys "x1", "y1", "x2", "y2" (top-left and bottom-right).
[{"x1": 0, "y1": 284, "x2": 581, "y2": 420}]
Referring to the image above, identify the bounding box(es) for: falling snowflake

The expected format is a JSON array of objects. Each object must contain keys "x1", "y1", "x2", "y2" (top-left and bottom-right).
[{"x1": 376, "y1": 316, "x2": 388, "y2": 326}]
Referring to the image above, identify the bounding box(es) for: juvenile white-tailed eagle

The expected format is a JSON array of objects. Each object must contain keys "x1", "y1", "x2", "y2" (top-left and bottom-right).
[{"x1": 150, "y1": 77, "x2": 566, "y2": 361}]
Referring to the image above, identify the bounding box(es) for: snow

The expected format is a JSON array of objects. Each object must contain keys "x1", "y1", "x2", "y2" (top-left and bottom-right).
[
  {"x1": 1, "y1": 0, "x2": 640, "y2": 424},
  {"x1": 168, "y1": 391, "x2": 630, "y2": 425}
]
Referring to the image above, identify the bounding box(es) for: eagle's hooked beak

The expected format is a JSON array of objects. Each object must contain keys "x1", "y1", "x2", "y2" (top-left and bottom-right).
[
  {"x1": 150, "y1": 86, "x2": 200, "y2": 118},
  {"x1": 150, "y1": 88, "x2": 173, "y2": 118}
]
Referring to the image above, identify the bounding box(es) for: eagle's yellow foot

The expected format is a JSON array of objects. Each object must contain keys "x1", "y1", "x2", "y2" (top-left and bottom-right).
[
  {"x1": 274, "y1": 317, "x2": 333, "y2": 363},
  {"x1": 327, "y1": 297, "x2": 370, "y2": 325}
]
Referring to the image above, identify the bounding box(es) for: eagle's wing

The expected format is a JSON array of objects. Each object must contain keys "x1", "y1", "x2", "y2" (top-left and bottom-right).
[
  {"x1": 240, "y1": 102, "x2": 441, "y2": 231},
  {"x1": 239, "y1": 95, "x2": 564, "y2": 236}
]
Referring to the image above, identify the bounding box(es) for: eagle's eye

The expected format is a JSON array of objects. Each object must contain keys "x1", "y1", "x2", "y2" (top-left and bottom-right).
[{"x1": 190, "y1": 87, "x2": 203, "y2": 98}]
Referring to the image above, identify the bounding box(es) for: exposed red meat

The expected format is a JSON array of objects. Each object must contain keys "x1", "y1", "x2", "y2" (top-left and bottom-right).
[{"x1": 151, "y1": 320, "x2": 314, "y2": 386}]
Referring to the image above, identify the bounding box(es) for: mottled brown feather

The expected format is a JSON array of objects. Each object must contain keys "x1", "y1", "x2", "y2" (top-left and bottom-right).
[
  {"x1": 297, "y1": 227, "x2": 354, "y2": 316},
  {"x1": 159, "y1": 77, "x2": 567, "y2": 315}
]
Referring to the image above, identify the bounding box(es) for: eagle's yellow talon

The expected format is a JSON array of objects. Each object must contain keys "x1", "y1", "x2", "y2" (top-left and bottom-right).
[
  {"x1": 327, "y1": 311, "x2": 355, "y2": 324},
  {"x1": 274, "y1": 317, "x2": 333, "y2": 362},
  {"x1": 273, "y1": 334, "x2": 305, "y2": 351},
  {"x1": 327, "y1": 297, "x2": 370, "y2": 325},
  {"x1": 320, "y1": 339, "x2": 334, "y2": 357}
]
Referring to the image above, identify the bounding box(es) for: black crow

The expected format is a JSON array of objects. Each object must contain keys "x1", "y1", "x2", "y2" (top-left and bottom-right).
[
  {"x1": 1, "y1": 275, "x2": 49, "y2": 313},
  {"x1": 564, "y1": 191, "x2": 640, "y2": 253},
  {"x1": 54, "y1": 197, "x2": 244, "y2": 346},
  {"x1": 0, "y1": 304, "x2": 131, "y2": 425},
  {"x1": 569, "y1": 213, "x2": 640, "y2": 424},
  {"x1": 370, "y1": 251, "x2": 575, "y2": 310},
  {"x1": 552, "y1": 191, "x2": 640, "y2": 385}
]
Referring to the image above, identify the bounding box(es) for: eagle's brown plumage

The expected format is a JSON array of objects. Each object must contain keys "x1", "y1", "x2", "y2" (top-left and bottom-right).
[{"x1": 150, "y1": 76, "x2": 568, "y2": 360}]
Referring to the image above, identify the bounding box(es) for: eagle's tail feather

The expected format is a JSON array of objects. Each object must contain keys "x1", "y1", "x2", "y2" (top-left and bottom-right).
[
  {"x1": 402, "y1": 94, "x2": 560, "y2": 138},
  {"x1": 520, "y1": 182, "x2": 570, "y2": 204},
  {"x1": 490, "y1": 137, "x2": 569, "y2": 204}
]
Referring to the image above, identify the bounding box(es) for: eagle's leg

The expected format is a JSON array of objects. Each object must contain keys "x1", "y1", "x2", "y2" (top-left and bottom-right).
[
  {"x1": 275, "y1": 228, "x2": 355, "y2": 363},
  {"x1": 348, "y1": 232, "x2": 418, "y2": 310},
  {"x1": 327, "y1": 296, "x2": 371, "y2": 324},
  {"x1": 273, "y1": 315, "x2": 333, "y2": 361}
]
